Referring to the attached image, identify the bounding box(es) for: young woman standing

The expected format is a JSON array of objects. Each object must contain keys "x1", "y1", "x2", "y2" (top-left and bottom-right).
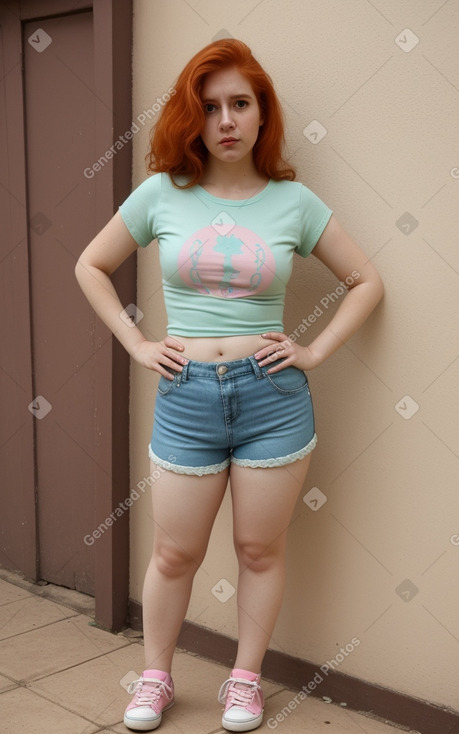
[{"x1": 76, "y1": 39, "x2": 383, "y2": 732}]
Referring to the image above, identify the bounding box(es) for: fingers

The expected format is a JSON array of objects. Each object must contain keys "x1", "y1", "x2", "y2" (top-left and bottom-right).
[
  {"x1": 254, "y1": 333, "x2": 294, "y2": 369},
  {"x1": 260, "y1": 332, "x2": 285, "y2": 342},
  {"x1": 159, "y1": 337, "x2": 187, "y2": 378},
  {"x1": 261, "y1": 353, "x2": 295, "y2": 372},
  {"x1": 164, "y1": 335, "x2": 185, "y2": 351},
  {"x1": 157, "y1": 345, "x2": 189, "y2": 378},
  {"x1": 132, "y1": 339, "x2": 188, "y2": 378},
  {"x1": 163, "y1": 345, "x2": 188, "y2": 366}
]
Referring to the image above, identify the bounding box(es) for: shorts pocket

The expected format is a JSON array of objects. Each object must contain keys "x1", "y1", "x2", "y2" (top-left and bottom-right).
[
  {"x1": 157, "y1": 373, "x2": 177, "y2": 396},
  {"x1": 265, "y1": 366, "x2": 310, "y2": 395}
]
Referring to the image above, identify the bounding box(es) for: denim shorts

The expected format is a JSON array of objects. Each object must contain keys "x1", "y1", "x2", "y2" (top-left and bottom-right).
[{"x1": 149, "y1": 355, "x2": 316, "y2": 476}]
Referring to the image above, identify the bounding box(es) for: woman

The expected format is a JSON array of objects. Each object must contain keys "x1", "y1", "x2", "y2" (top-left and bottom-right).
[{"x1": 75, "y1": 39, "x2": 383, "y2": 733}]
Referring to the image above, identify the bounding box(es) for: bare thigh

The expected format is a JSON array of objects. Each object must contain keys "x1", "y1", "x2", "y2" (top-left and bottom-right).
[
  {"x1": 150, "y1": 462, "x2": 229, "y2": 567},
  {"x1": 230, "y1": 456, "x2": 312, "y2": 562}
]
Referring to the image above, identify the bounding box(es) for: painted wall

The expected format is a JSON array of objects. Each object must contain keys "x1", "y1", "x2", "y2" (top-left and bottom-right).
[{"x1": 128, "y1": 0, "x2": 459, "y2": 711}]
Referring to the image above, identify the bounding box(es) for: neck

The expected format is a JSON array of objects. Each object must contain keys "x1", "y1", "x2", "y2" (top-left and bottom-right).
[{"x1": 200, "y1": 156, "x2": 267, "y2": 194}]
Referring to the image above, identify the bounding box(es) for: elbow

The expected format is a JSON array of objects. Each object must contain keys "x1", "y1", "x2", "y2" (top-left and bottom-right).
[
  {"x1": 359, "y1": 263, "x2": 384, "y2": 307},
  {"x1": 374, "y1": 272, "x2": 385, "y2": 306},
  {"x1": 365, "y1": 272, "x2": 384, "y2": 312},
  {"x1": 74, "y1": 255, "x2": 93, "y2": 289},
  {"x1": 74, "y1": 257, "x2": 84, "y2": 285},
  {"x1": 350, "y1": 270, "x2": 384, "y2": 312}
]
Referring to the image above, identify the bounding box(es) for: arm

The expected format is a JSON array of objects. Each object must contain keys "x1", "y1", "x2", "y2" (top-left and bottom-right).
[
  {"x1": 75, "y1": 212, "x2": 187, "y2": 379},
  {"x1": 254, "y1": 215, "x2": 384, "y2": 372}
]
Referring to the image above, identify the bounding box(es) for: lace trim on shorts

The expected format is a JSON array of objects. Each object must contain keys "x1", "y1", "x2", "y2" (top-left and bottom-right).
[
  {"x1": 149, "y1": 434, "x2": 317, "y2": 475},
  {"x1": 231, "y1": 433, "x2": 317, "y2": 469},
  {"x1": 149, "y1": 446, "x2": 231, "y2": 476}
]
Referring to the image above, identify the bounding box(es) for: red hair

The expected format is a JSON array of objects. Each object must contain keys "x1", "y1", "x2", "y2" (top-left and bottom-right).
[{"x1": 146, "y1": 39, "x2": 295, "y2": 188}]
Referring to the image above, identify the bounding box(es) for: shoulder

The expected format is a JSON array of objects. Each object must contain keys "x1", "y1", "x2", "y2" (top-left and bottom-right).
[
  {"x1": 264, "y1": 179, "x2": 302, "y2": 205},
  {"x1": 147, "y1": 172, "x2": 193, "y2": 197},
  {"x1": 119, "y1": 173, "x2": 164, "y2": 211},
  {"x1": 268, "y1": 179, "x2": 320, "y2": 200},
  {"x1": 267, "y1": 179, "x2": 327, "y2": 209},
  {"x1": 129, "y1": 171, "x2": 193, "y2": 196},
  {"x1": 131, "y1": 172, "x2": 164, "y2": 195},
  {"x1": 269, "y1": 179, "x2": 302, "y2": 192}
]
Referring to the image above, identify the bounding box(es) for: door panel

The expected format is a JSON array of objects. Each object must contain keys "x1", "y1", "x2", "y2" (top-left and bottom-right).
[
  {"x1": 24, "y1": 11, "x2": 98, "y2": 594},
  {"x1": 0, "y1": 5, "x2": 37, "y2": 580},
  {"x1": 1, "y1": 0, "x2": 133, "y2": 630}
]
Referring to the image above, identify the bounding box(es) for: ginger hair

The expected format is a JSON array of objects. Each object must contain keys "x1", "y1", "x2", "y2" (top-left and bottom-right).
[{"x1": 146, "y1": 38, "x2": 295, "y2": 188}]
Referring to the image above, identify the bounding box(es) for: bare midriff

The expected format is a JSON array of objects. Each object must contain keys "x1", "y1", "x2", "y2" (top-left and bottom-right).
[{"x1": 173, "y1": 334, "x2": 281, "y2": 363}]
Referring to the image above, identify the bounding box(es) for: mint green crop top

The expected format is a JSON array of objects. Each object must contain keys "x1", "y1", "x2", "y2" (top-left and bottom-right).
[{"x1": 119, "y1": 173, "x2": 332, "y2": 336}]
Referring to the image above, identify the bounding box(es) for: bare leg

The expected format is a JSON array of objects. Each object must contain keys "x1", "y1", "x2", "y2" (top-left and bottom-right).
[
  {"x1": 142, "y1": 463, "x2": 228, "y2": 672},
  {"x1": 229, "y1": 455, "x2": 312, "y2": 672}
]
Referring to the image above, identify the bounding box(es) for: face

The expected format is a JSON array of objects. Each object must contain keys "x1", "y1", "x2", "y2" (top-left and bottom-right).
[{"x1": 200, "y1": 67, "x2": 264, "y2": 167}]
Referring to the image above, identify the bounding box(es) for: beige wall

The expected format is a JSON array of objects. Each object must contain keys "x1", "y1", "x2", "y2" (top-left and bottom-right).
[{"x1": 128, "y1": 0, "x2": 459, "y2": 712}]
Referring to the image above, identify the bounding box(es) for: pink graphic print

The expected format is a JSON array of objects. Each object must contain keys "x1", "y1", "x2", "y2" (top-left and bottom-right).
[{"x1": 177, "y1": 225, "x2": 275, "y2": 298}]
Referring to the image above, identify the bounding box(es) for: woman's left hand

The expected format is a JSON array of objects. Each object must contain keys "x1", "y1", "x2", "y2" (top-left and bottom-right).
[{"x1": 254, "y1": 332, "x2": 320, "y2": 373}]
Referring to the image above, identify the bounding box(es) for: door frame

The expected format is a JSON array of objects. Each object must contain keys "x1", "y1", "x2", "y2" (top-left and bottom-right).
[{"x1": 1, "y1": 0, "x2": 134, "y2": 632}]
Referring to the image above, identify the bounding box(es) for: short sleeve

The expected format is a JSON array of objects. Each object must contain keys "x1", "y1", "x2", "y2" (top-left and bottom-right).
[
  {"x1": 295, "y1": 185, "x2": 333, "y2": 258},
  {"x1": 118, "y1": 173, "x2": 162, "y2": 247}
]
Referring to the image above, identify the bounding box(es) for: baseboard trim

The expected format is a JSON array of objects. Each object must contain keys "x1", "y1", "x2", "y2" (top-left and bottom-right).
[{"x1": 129, "y1": 600, "x2": 459, "y2": 734}]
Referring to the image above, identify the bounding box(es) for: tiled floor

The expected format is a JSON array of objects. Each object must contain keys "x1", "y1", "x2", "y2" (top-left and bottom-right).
[{"x1": 0, "y1": 570, "x2": 406, "y2": 734}]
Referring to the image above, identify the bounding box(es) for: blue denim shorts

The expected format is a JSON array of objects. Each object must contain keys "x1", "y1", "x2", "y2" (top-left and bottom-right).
[{"x1": 149, "y1": 355, "x2": 316, "y2": 476}]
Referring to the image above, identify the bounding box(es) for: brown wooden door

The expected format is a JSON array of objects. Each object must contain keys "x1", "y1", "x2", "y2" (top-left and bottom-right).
[
  {"x1": 1, "y1": 0, "x2": 134, "y2": 630},
  {"x1": 24, "y1": 10, "x2": 98, "y2": 594},
  {"x1": 0, "y1": 5, "x2": 37, "y2": 582}
]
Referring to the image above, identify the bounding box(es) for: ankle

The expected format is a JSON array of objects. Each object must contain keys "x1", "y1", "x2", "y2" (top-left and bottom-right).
[
  {"x1": 233, "y1": 661, "x2": 262, "y2": 675},
  {"x1": 231, "y1": 668, "x2": 261, "y2": 681},
  {"x1": 144, "y1": 660, "x2": 172, "y2": 675}
]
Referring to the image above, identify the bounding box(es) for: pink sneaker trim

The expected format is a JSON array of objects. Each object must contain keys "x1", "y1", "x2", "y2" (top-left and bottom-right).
[
  {"x1": 231, "y1": 668, "x2": 260, "y2": 683},
  {"x1": 142, "y1": 669, "x2": 172, "y2": 683},
  {"x1": 124, "y1": 671, "x2": 175, "y2": 722},
  {"x1": 218, "y1": 668, "x2": 264, "y2": 718}
]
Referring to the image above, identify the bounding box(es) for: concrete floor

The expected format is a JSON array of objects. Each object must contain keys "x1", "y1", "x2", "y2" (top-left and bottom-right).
[{"x1": 0, "y1": 571, "x2": 407, "y2": 733}]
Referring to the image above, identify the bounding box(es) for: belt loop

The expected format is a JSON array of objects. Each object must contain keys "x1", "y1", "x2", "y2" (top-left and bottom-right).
[
  {"x1": 248, "y1": 355, "x2": 263, "y2": 379},
  {"x1": 181, "y1": 360, "x2": 190, "y2": 382}
]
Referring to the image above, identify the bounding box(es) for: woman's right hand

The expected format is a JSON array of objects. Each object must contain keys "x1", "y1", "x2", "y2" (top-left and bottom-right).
[{"x1": 131, "y1": 337, "x2": 188, "y2": 379}]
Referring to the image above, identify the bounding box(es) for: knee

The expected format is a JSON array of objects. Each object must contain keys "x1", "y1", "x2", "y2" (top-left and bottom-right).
[
  {"x1": 235, "y1": 539, "x2": 283, "y2": 573},
  {"x1": 154, "y1": 543, "x2": 200, "y2": 579}
]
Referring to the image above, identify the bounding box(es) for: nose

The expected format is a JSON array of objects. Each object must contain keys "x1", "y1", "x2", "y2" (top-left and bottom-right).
[{"x1": 219, "y1": 104, "x2": 236, "y2": 130}]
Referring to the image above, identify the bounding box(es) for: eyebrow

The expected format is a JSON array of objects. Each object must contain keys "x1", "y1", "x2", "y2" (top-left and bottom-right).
[{"x1": 201, "y1": 93, "x2": 253, "y2": 102}]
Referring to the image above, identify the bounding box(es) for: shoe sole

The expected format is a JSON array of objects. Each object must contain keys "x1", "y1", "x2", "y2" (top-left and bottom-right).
[
  {"x1": 221, "y1": 712, "x2": 263, "y2": 732},
  {"x1": 124, "y1": 700, "x2": 175, "y2": 731}
]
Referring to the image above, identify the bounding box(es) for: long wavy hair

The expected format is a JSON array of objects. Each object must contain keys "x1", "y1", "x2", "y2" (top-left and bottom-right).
[{"x1": 146, "y1": 38, "x2": 295, "y2": 188}]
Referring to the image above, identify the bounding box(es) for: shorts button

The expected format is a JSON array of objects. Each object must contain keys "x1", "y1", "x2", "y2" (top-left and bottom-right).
[{"x1": 217, "y1": 364, "x2": 228, "y2": 376}]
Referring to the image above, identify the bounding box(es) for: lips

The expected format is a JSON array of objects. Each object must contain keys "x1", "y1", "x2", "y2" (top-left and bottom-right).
[{"x1": 219, "y1": 137, "x2": 239, "y2": 145}]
